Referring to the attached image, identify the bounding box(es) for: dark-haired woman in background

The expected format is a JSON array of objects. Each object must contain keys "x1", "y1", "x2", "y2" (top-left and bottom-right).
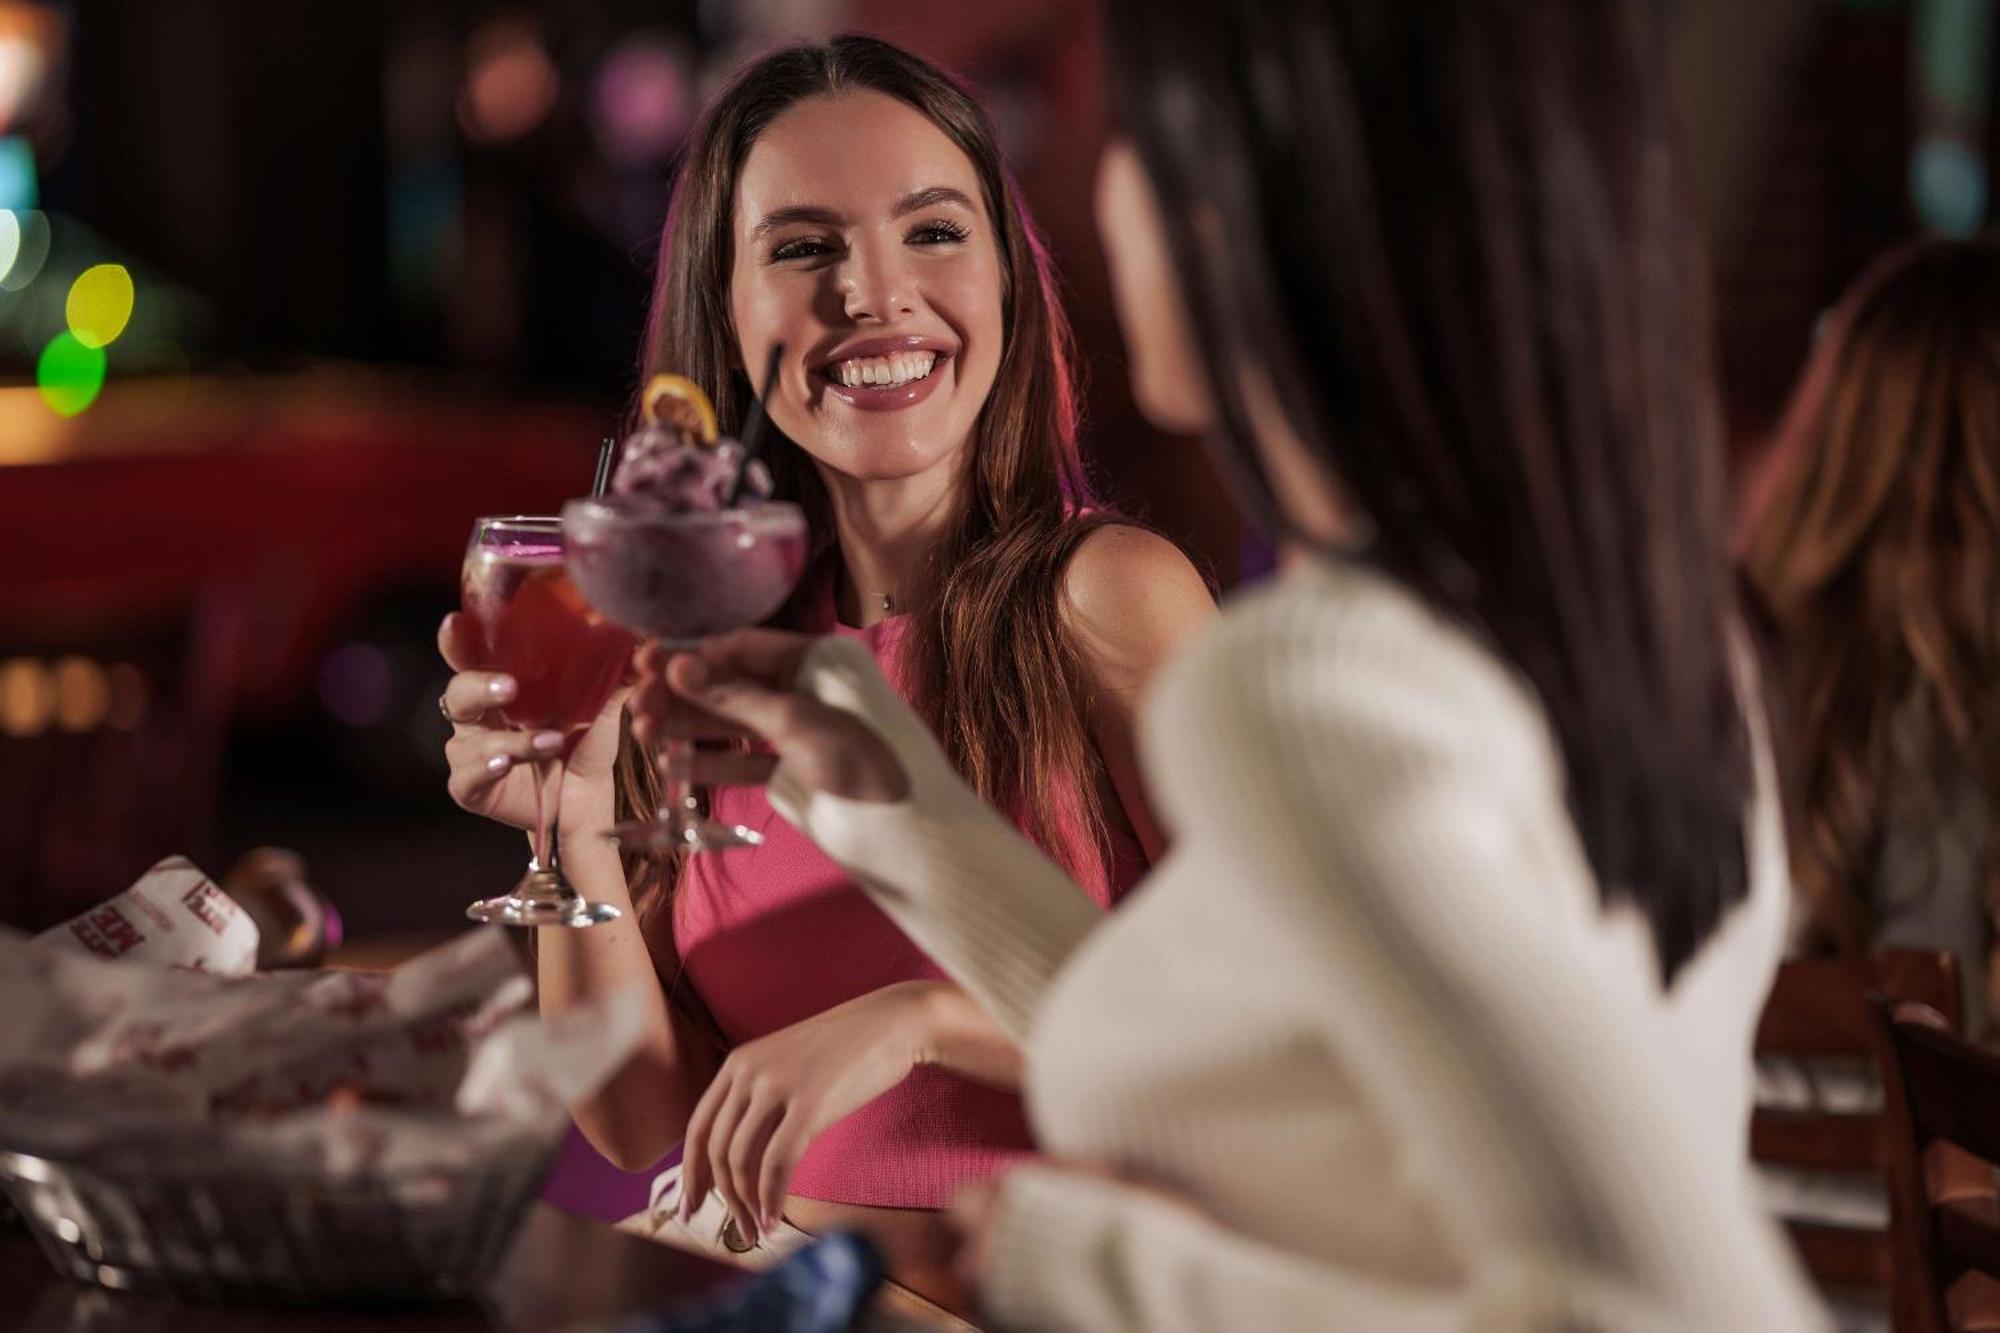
[
  {"x1": 1749, "y1": 237, "x2": 2000, "y2": 1035},
  {"x1": 438, "y1": 35, "x2": 1211, "y2": 1316},
  {"x1": 637, "y1": 1, "x2": 1822, "y2": 1327}
]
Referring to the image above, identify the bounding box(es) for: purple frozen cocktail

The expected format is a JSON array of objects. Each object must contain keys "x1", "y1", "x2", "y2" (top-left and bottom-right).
[
  {"x1": 561, "y1": 402, "x2": 808, "y2": 853},
  {"x1": 562, "y1": 439, "x2": 806, "y2": 644}
]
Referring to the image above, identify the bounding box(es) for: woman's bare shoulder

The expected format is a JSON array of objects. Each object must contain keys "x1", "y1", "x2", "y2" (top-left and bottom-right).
[{"x1": 1061, "y1": 524, "x2": 1217, "y2": 690}]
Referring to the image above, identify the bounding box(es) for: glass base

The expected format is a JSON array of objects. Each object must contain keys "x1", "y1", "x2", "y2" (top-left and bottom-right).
[
  {"x1": 466, "y1": 869, "x2": 622, "y2": 928},
  {"x1": 608, "y1": 815, "x2": 764, "y2": 854}
]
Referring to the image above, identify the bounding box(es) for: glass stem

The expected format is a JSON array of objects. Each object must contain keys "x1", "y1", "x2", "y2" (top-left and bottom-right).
[
  {"x1": 657, "y1": 735, "x2": 700, "y2": 835},
  {"x1": 530, "y1": 756, "x2": 566, "y2": 877}
]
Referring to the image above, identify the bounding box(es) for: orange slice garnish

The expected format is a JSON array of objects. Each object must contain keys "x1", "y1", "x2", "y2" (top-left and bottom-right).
[{"x1": 641, "y1": 373, "x2": 718, "y2": 444}]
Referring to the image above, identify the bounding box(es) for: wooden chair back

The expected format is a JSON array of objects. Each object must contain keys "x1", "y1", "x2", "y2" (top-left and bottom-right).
[
  {"x1": 1752, "y1": 951, "x2": 1963, "y2": 1304},
  {"x1": 1873, "y1": 1000, "x2": 2000, "y2": 1333}
]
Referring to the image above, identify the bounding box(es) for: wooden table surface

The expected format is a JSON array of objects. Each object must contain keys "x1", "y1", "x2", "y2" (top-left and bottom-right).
[{"x1": 5, "y1": 1202, "x2": 740, "y2": 1332}]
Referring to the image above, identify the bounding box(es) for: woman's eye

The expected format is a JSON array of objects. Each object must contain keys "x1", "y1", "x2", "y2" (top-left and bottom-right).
[
  {"x1": 770, "y1": 237, "x2": 834, "y2": 262},
  {"x1": 909, "y1": 220, "x2": 970, "y2": 246}
]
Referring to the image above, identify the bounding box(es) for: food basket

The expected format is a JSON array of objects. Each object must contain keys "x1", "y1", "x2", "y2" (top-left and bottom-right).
[{"x1": 0, "y1": 1134, "x2": 558, "y2": 1302}]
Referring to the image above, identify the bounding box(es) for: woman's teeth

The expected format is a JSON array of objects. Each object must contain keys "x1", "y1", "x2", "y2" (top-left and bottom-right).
[{"x1": 830, "y1": 351, "x2": 938, "y2": 389}]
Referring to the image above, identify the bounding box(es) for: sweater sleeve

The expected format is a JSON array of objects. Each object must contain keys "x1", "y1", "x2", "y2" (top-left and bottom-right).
[
  {"x1": 964, "y1": 600, "x2": 1819, "y2": 1332},
  {"x1": 764, "y1": 635, "x2": 1105, "y2": 1042},
  {"x1": 980, "y1": 1166, "x2": 1689, "y2": 1333}
]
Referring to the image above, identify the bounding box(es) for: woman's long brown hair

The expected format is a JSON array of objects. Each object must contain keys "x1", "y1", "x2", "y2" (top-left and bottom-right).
[
  {"x1": 615, "y1": 35, "x2": 1125, "y2": 919},
  {"x1": 1746, "y1": 237, "x2": 2000, "y2": 951}
]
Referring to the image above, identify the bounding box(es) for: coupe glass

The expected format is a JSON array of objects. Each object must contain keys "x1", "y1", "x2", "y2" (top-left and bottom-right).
[
  {"x1": 561, "y1": 498, "x2": 809, "y2": 852},
  {"x1": 459, "y1": 516, "x2": 634, "y2": 926}
]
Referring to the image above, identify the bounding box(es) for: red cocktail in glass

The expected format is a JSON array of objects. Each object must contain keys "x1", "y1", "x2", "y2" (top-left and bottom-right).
[{"x1": 460, "y1": 516, "x2": 634, "y2": 927}]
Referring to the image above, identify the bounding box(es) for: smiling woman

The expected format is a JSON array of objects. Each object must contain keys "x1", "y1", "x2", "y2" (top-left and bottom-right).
[
  {"x1": 432, "y1": 32, "x2": 1214, "y2": 1320},
  {"x1": 721, "y1": 92, "x2": 1006, "y2": 500},
  {"x1": 740, "y1": 150, "x2": 993, "y2": 444}
]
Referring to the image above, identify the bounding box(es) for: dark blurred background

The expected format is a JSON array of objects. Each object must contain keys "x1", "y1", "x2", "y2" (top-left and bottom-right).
[{"x1": 0, "y1": 0, "x2": 1991, "y2": 946}]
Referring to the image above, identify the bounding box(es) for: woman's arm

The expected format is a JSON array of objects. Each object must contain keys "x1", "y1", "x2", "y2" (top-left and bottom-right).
[
  {"x1": 763, "y1": 637, "x2": 1107, "y2": 1039},
  {"x1": 638, "y1": 631, "x2": 1107, "y2": 1040},
  {"x1": 754, "y1": 526, "x2": 1211, "y2": 1029},
  {"x1": 534, "y1": 789, "x2": 720, "y2": 1171},
  {"x1": 906, "y1": 979, "x2": 1024, "y2": 1086},
  {"x1": 440, "y1": 617, "x2": 717, "y2": 1172},
  {"x1": 672, "y1": 974, "x2": 1028, "y2": 1243},
  {"x1": 1062, "y1": 525, "x2": 1217, "y2": 863},
  {"x1": 968, "y1": 586, "x2": 1822, "y2": 1331}
]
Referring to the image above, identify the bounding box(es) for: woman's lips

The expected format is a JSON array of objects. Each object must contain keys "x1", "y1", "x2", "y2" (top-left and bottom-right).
[{"x1": 817, "y1": 355, "x2": 950, "y2": 412}]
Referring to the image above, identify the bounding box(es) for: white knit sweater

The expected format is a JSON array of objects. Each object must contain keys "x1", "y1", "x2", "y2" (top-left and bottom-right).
[{"x1": 769, "y1": 557, "x2": 1825, "y2": 1331}]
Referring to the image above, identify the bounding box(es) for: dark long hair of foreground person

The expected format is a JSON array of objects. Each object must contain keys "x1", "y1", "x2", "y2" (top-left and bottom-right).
[{"x1": 1107, "y1": 0, "x2": 1750, "y2": 982}]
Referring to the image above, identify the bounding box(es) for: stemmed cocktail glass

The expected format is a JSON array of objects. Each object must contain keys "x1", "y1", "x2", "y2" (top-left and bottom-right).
[
  {"x1": 459, "y1": 515, "x2": 634, "y2": 926},
  {"x1": 561, "y1": 499, "x2": 808, "y2": 853}
]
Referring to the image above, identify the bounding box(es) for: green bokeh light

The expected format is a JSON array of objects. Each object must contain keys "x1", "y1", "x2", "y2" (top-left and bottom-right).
[{"x1": 37, "y1": 333, "x2": 107, "y2": 417}]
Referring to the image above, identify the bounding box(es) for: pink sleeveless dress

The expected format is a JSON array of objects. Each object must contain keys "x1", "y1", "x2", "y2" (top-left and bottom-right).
[{"x1": 672, "y1": 597, "x2": 1146, "y2": 1208}]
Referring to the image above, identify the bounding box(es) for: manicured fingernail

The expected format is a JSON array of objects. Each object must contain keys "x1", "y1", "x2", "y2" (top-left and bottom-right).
[
  {"x1": 531, "y1": 731, "x2": 564, "y2": 754},
  {"x1": 486, "y1": 754, "x2": 512, "y2": 775},
  {"x1": 488, "y1": 676, "x2": 516, "y2": 700}
]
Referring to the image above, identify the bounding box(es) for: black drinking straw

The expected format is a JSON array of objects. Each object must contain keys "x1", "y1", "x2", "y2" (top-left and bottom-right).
[
  {"x1": 590, "y1": 437, "x2": 616, "y2": 498},
  {"x1": 724, "y1": 342, "x2": 785, "y2": 508}
]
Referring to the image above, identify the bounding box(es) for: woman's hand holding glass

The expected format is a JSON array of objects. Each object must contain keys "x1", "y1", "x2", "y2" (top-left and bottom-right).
[
  {"x1": 629, "y1": 631, "x2": 909, "y2": 806},
  {"x1": 438, "y1": 612, "x2": 629, "y2": 847}
]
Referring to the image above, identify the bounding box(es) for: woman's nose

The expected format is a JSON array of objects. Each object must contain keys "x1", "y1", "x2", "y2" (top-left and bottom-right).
[{"x1": 836, "y1": 243, "x2": 917, "y2": 323}]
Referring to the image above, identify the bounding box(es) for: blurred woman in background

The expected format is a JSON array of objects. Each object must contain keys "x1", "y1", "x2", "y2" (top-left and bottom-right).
[{"x1": 1748, "y1": 236, "x2": 2000, "y2": 1037}]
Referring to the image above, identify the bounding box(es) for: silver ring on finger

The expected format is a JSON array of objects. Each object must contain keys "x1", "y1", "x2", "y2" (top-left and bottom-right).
[{"x1": 438, "y1": 693, "x2": 452, "y2": 721}]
